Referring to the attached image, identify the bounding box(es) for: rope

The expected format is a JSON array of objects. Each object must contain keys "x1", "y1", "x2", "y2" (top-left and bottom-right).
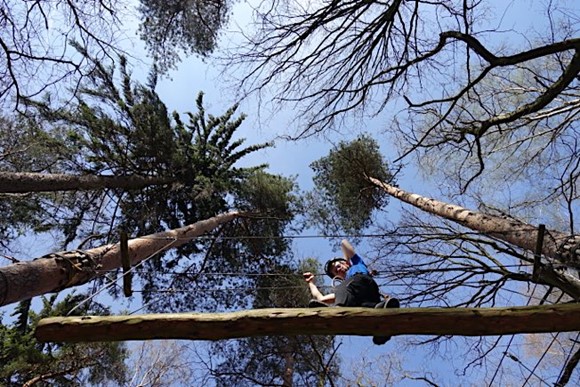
[
  {"x1": 66, "y1": 237, "x2": 179, "y2": 316},
  {"x1": 94, "y1": 262, "x2": 535, "y2": 277},
  {"x1": 488, "y1": 283, "x2": 537, "y2": 386},
  {"x1": 127, "y1": 280, "x2": 555, "y2": 299},
  {"x1": 127, "y1": 228, "x2": 559, "y2": 241}
]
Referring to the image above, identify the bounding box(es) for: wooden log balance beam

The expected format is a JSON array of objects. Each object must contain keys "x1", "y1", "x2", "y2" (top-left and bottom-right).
[{"x1": 35, "y1": 304, "x2": 580, "y2": 343}]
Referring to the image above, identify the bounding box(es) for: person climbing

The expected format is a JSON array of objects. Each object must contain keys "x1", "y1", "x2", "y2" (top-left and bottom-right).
[{"x1": 303, "y1": 239, "x2": 399, "y2": 345}]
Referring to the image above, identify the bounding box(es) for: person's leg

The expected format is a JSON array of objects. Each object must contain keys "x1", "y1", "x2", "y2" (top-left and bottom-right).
[
  {"x1": 334, "y1": 277, "x2": 357, "y2": 306},
  {"x1": 332, "y1": 275, "x2": 395, "y2": 344},
  {"x1": 372, "y1": 294, "x2": 400, "y2": 345},
  {"x1": 374, "y1": 296, "x2": 400, "y2": 309},
  {"x1": 339, "y1": 275, "x2": 381, "y2": 306},
  {"x1": 308, "y1": 299, "x2": 329, "y2": 307}
]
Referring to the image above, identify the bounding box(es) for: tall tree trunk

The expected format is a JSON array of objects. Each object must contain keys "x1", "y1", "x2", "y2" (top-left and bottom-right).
[
  {"x1": 282, "y1": 349, "x2": 294, "y2": 387},
  {"x1": 0, "y1": 211, "x2": 240, "y2": 306},
  {"x1": 368, "y1": 177, "x2": 580, "y2": 268},
  {"x1": 0, "y1": 172, "x2": 173, "y2": 193}
]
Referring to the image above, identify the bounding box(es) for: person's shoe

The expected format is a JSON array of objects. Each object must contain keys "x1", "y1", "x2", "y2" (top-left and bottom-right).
[
  {"x1": 372, "y1": 335, "x2": 391, "y2": 345},
  {"x1": 372, "y1": 297, "x2": 399, "y2": 345},
  {"x1": 375, "y1": 297, "x2": 400, "y2": 309},
  {"x1": 308, "y1": 299, "x2": 329, "y2": 308}
]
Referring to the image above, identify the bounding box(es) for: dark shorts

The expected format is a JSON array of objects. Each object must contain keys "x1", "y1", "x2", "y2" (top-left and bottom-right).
[{"x1": 334, "y1": 273, "x2": 381, "y2": 307}]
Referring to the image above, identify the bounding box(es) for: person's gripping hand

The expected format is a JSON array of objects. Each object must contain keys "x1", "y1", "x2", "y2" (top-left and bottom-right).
[{"x1": 303, "y1": 272, "x2": 315, "y2": 283}]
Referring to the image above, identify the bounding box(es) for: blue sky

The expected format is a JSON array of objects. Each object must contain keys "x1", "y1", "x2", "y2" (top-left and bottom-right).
[
  {"x1": 111, "y1": 3, "x2": 469, "y2": 385},
  {"x1": 2, "y1": 0, "x2": 577, "y2": 385},
  {"x1": 141, "y1": 1, "x2": 577, "y2": 384},
  {"x1": 84, "y1": 2, "x2": 440, "y2": 383}
]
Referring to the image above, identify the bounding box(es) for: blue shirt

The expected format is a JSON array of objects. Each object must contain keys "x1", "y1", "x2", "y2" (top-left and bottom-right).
[{"x1": 345, "y1": 254, "x2": 370, "y2": 279}]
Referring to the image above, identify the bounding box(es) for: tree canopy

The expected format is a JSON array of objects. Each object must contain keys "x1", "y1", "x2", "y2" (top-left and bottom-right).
[
  {"x1": 0, "y1": 0, "x2": 233, "y2": 108},
  {"x1": 138, "y1": 0, "x2": 232, "y2": 74},
  {"x1": 0, "y1": 294, "x2": 127, "y2": 386},
  {"x1": 309, "y1": 135, "x2": 394, "y2": 235},
  {"x1": 2, "y1": 0, "x2": 579, "y2": 385},
  {"x1": 0, "y1": 52, "x2": 299, "y2": 314}
]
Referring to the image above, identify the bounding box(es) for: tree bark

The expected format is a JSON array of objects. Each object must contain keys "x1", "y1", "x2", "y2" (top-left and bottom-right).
[
  {"x1": 0, "y1": 171, "x2": 173, "y2": 193},
  {"x1": 368, "y1": 177, "x2": 580, "y2": 268},
  {"x1": 0, "y1": 211, "x2": 240, "y2": 306},
  {"x1": 35, "y1": 304, "x2": 580, "y2": 342},
  {"x1": 282, "y1": 350, "x2": 294, "y2": 387}
]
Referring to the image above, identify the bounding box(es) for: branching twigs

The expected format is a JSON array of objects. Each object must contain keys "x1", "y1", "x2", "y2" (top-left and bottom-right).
[
  {"x1": 228, "y1": 1, "x2": 580, "y2": 144},
  {"x1": 0, "y1": 0, "x2": 124, "y2": 108},
  {"x1": 228, "y1": 0, "x2": 413, "y2": 137}
]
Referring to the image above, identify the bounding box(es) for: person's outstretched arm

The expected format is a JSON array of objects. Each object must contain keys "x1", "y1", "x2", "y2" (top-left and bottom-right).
[
  {"x1": 341, "y1": 239, "x2": 356, "y2": 263},
  {"x1": 303, "y1": 272, "x2": 335, "y2": 304}
]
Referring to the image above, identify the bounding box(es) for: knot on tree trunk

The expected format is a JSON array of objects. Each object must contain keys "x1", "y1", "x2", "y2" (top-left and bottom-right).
[
  {"x1": 39, "y1": 250, "x2": 102, "y2": 290},
  {"x1": 556, "y1": 235, "x2": 580, "y2": 267}
]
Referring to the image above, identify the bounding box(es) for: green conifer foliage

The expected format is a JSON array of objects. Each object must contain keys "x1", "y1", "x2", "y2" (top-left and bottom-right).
[
  {"x1": 309, "y1": 135, "x2": 394, "y2": 234},
  {"x1": 15, "y1": 55, "x2": 298, "y2": 313},
  {"x1": 138, "y1": 0, "x2": 231, "y2": 73},
  {"x1": 0, "y1": 295, "x2": 128, "y2": 386}
]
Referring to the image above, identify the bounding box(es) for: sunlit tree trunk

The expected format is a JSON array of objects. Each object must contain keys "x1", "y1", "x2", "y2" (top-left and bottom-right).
[
  {"x1": 0, "y1": 172, "x2": 173, "y2": 193},
  {"x1": 0, "y1": 211, "x2": 240, "y2": 306},
  {"x1": 368, "y1": 177, "x2": 580, "y2": 268}
]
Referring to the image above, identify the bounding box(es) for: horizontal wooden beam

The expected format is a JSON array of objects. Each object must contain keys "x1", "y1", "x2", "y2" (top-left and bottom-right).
[{"x1": 35, "y1": 304, "x2": 580, "y2": 342}]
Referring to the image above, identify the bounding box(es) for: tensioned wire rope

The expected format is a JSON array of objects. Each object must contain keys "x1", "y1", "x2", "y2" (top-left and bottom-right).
[
  {"x1": 520, "y1": 290, "x2": 567, "y2": 386},
  {"x1": 101, "y1": 227, "x2": 557, "y2": 279},
  {"x1": 108, "y1": 262, "x2": 537, "y2": 292},
  {"x1": 59, "y1": 225, "x2": 570, "y2": 382},
  {"x1": 487, "y1": 288, "x2": 566, "y2": 387},
  {"x1": 123, "y1": 265, "x2": 552, "y2": 314},
  {"x1": 66, "y1": 227, "x2": 558, "y2": 315},
  {"x1": 85, "y1": 225, "x2": 555, "y2": 281},
  {"x1": 120, "y1": 269, "x2": 546, "y2": 315},
  {"x1": 127, "y1": 284, "x2": 556, "y2": 304},
  {"x1": 100, "y1": 261, "x2": 539, "y2": 299},
  {"x1": 116, "y1": 227, "x2": 565, "y2": 241},
  {"x1": 66, "y1": 236, "x2": 181, "y2": 316},
  {"x1": 94, "y1": 261, "x2": 536, "y2": 275},
  {"x1": 126, "y1": 283, "x2": 554, "y2": 316},
  {"x1": 71, "y1": 266, "x2": 546, "y2": 316},
  {"x1": 555, "y1": 331, "x2": 580, "y2": 385}
]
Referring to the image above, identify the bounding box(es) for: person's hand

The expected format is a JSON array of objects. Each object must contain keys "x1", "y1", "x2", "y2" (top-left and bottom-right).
[{"x1": 303, "y1": 272, "x2": 315, "y2": 283}]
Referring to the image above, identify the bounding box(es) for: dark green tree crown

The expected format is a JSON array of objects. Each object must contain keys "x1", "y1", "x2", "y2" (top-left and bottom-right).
[{"x1": 310, "y1": 135, "x2": 394, "y2": 234}]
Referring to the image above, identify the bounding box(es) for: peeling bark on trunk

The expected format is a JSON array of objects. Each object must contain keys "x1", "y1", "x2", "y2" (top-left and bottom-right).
[
  {"x1": 0, "y1": 211, "x2": 240, "y2": 306},
  {"x1": 0, "y1": 171, "x2": 173, "y2": 193},
  {"x1": 35, "y1": 304, "x2": 580, "y2": 342},
  {"x1": 368, "y1": 177, "x2": 580, "y2": 268}
]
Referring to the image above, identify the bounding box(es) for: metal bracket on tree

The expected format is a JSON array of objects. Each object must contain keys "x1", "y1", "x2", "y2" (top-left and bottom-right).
[
  {"x1": 120, "y1": 231, "x2": 132, "y2": 297},
  {"x1": 532, "y1": 224, "x2": 546, "y2": 281}
]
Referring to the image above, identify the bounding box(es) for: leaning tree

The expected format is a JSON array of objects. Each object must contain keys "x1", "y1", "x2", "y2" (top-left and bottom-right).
[
  {"x1": 309, "y1": 136, "x2": 580, "y2": 386},
  {"x1": 1, "y1": 52, "x2": 299, "y2": 314},
  {"x1": 223, "y1": 1, "x2": 579, "y2": 384}
]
